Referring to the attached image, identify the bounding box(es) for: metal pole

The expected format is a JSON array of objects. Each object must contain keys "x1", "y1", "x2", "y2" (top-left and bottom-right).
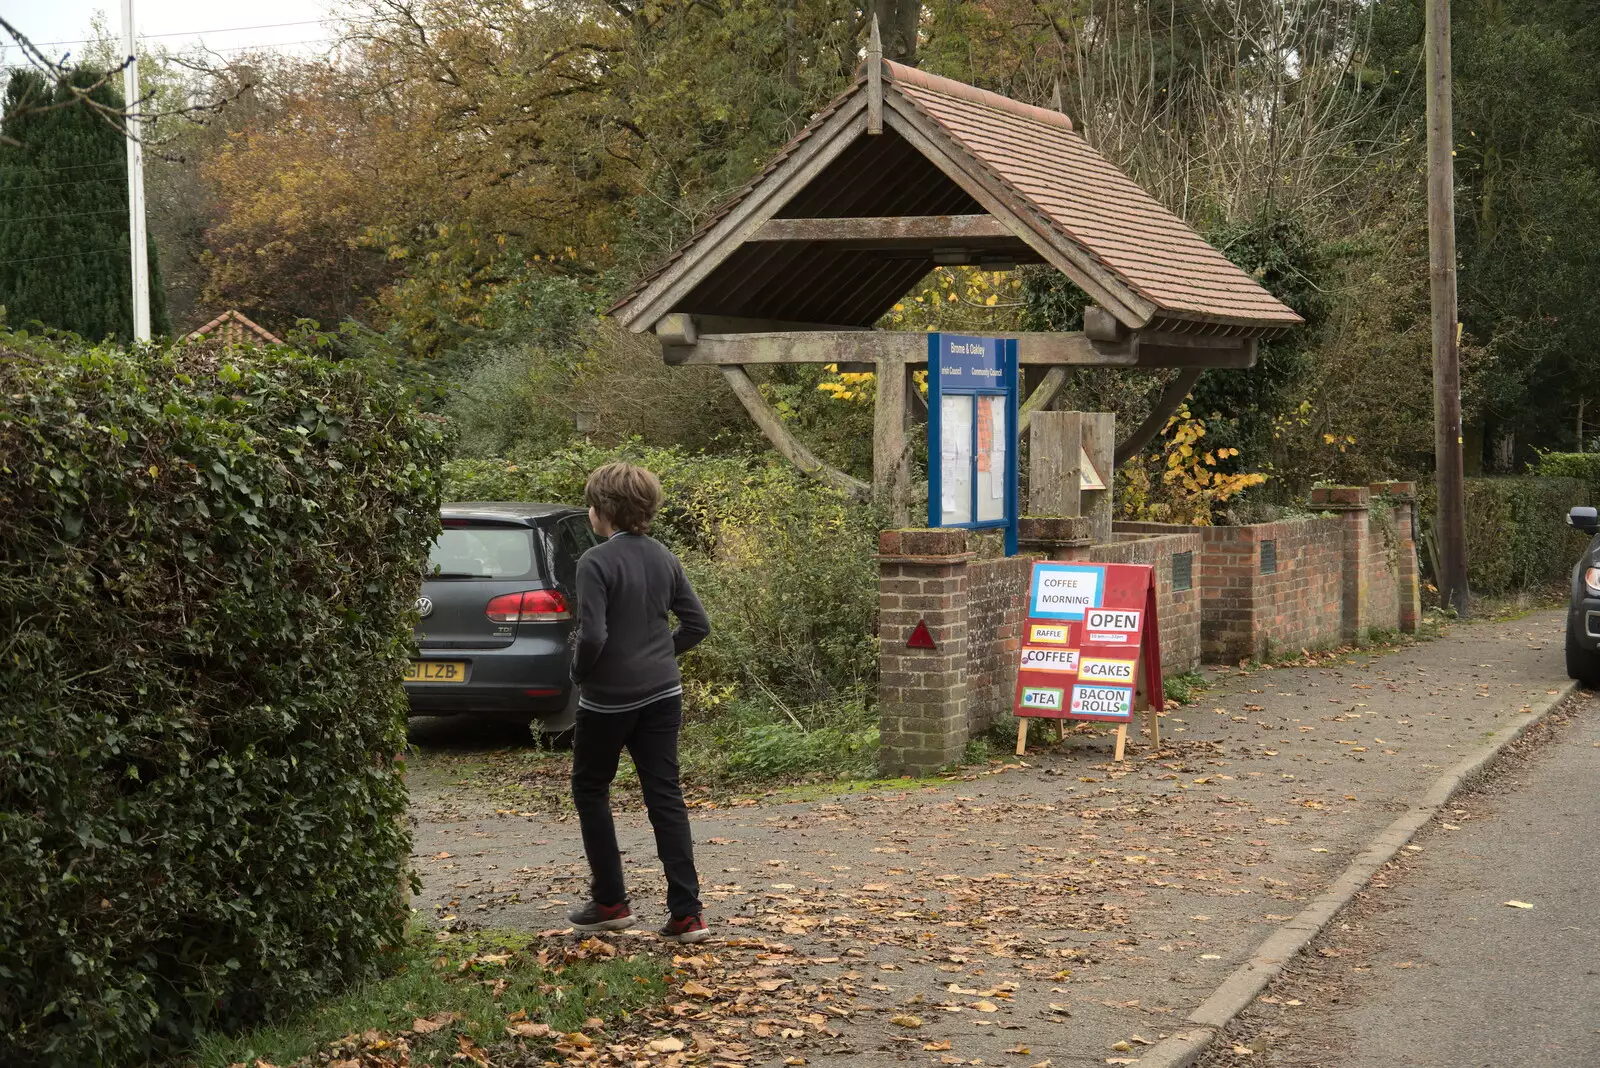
[
  {"x1": 1426, "y1": 0, "x2": 1468, "y2": 614},
  {"x1": 122, "y1": 0, "x2": 151, "y2": 341}
]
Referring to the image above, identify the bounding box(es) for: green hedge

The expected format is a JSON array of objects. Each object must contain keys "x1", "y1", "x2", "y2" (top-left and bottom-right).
[
  {"x1": 0, "y1": 334, "x2": 449, "y2": 1064},
  {"x1": 1536, "y1": 451, "x2": 1600, "y2": 493},
  {"x1": 1449, "y1": 476, "x2": 1591, "y2": 594}
]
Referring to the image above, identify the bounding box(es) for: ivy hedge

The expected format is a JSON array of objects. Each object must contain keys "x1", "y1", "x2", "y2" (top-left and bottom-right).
[{"x1": 0, "y1": 333, "x2": 449, "y2": 1065}]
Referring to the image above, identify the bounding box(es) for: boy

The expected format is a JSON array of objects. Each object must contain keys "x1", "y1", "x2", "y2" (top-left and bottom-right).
[{"x1": 566, "y1": 462, "x2": 712, "y2": 943}]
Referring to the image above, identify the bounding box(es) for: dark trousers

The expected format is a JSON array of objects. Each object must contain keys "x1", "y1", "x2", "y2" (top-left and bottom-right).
[{"x1": 571, "y1": 694, "x2": 702, "y2": 919}]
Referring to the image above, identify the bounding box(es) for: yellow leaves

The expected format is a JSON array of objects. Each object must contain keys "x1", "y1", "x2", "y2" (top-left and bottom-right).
[
  {"x1": 891, "y1": 1014, "x2": 924, "y2": 1028},
  {"x1": 985, "y1": 294, "x2": 998, "y2": 306}
]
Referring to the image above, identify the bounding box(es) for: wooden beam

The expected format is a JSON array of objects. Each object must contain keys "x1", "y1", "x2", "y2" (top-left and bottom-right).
[
  {"x1": 692, "y1": 315, "x2": 869, "y2": 334},
  {"x1": 719, "y1": 366, "x2": 871, "y2": 500},
  {"x1": 867, "y1": 16, "x2": 884, "y2": 134},
  {"x1": 751, "y1": 215, "x2": 1010, "y2": 243},
  {"x1": 1083, "y1": 305, "x2": 1125, "y2": 342},
  {"x1": 1113, "y1": 368, "x2": 1204, "y2": 467},
  {"x1": 1018, "y1": 366, "x2": 1072, "y2": 437},
  {"x1": 663, "y1": 329, "x2": 1254, "y2": 369},
  {"x1": 874, "y1": 353, "x2": 910, "y2": 522},
  {"x1": 665, "y1": 330, "x2": 1131, "y2": 366},
  {"x1": 654, "y1": 312, "x2": 696, "y2": 347},
  {"x1": 1131, "y1": 339, "x2": 1257, "y2": 369}
]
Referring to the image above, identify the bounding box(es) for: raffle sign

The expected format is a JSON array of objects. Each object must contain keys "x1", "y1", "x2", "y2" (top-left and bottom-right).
[{"x1": 1012, "y1": 561, "x2": 1165, "y2": 759}]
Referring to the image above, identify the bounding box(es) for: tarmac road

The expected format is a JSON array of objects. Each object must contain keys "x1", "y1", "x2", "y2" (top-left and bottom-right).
[{"x1": 1204, "y1": 692, "x2": 1600, "y2": 1068}]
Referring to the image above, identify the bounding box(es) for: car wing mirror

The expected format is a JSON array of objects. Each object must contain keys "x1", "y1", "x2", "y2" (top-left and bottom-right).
[{"x1": 1568, "y1": 506, "x2": 1599, "y2": 535}]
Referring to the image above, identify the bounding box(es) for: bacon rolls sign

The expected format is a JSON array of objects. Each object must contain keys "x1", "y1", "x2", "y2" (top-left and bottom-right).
[{"x1": 1012, "y1": 562, "x2": 1164, "y2": 741}]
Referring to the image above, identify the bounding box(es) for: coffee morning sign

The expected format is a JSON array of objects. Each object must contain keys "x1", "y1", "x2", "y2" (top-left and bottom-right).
[{"x1": 1012, "y1": 561, "x2": 1165, "y2": 761}]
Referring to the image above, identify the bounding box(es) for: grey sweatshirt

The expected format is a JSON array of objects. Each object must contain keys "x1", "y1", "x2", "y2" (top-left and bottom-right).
[{"x1": 571, "y1": 532, "x2": 710, "y2": 711}]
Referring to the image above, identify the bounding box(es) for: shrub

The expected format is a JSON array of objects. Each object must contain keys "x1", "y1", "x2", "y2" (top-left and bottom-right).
[
  {"x1": 1536, "y1": 451, "x2": 1600, "y2": 495},
  {"x1": 1437, "y1": 476, "x2": 1591, "y2": 594},
  {"x1": 0, "y1": 333, "x2": 449, "y2": 1064},
  {"x1": 444, "y1": 444, "x2": 880, "y2": 707}
]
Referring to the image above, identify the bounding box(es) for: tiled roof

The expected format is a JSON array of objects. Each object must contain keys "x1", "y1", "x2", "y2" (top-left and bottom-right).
[
  {"x1": 184, "y1": 309, "x2": 284, "y2": 346},
  {"x1": 885, "y1": 62, "x2": 1300, "y2": 328},
  {"x1": 608, "y1": 63, "x2": 1300, "y2": 334}
]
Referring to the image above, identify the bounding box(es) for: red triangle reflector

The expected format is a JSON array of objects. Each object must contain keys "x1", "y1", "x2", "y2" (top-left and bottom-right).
[{"x1": 907, "y1": 620, "x2": 936, "y2": 650}]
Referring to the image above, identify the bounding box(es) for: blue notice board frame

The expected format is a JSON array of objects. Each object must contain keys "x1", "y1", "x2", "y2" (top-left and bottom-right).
[{"x1": 927, "y1": 333, "x2": 1019, "y2": 555}]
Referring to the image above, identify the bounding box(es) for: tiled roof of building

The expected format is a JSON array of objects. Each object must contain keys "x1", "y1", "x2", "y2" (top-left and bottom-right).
[
  {"x1": 609, "y1": 62, "x2": 1300, "y2": 335},
  {"x1": 886, "y1": 64, "x2": 1299, "y2": 328},
  {"x1": 184, "y1": 309, "x2": 284, "y2": 346}
]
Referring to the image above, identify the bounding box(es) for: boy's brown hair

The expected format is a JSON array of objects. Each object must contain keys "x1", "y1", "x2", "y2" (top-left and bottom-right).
[{"x1": 584, "y1": 462, "x2": 663, "y2": 535}]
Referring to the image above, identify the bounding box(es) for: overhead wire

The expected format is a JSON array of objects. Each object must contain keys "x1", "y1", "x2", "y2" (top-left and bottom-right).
[
  {"x1": 0, "y1": 246, "x2": 129, "y2": 268},
  {"x1": 4, "y1": 20, "x2": 329, "y2": 49}
]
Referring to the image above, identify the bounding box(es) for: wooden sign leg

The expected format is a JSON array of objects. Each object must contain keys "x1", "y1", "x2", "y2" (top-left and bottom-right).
[
  {"x1": 1113, "y1": 724, "x2": 1127, "y2": 761},
  {"x1": 1015, "y1": 718, "x2": 1029, "y2": 756}
]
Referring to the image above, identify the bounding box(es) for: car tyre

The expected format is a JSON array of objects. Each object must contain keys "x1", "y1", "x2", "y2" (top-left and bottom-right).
[{"x1": 1565, "y1": 617, "x2": 1600, "y2": 688}]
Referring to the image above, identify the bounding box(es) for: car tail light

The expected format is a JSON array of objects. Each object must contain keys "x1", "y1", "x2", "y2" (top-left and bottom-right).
[{"x1": 486, "y1": 589, "x2": 570, "y2": 622}]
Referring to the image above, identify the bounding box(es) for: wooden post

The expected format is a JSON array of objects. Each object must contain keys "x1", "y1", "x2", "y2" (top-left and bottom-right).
[
  {"x1": 1427, "y1": 0, "x2": 1469, "y2": 616},
  {"x1": 866, "y1": 15, "x2": 884, "y2": 135},
  {"x1": 1015, "y1": 718, "x2": 1028, "y2": 756},
  {"x1": 1029, "y1": 411, "x2": 1082, "y2": 519},
  {"x1": 874, "y1": 354, "x2": 910, "y2": 523}
]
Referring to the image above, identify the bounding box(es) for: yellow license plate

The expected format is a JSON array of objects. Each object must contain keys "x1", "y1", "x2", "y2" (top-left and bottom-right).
[{"x1": 405, "y1": 660, "x2": 467, "y2": 683}]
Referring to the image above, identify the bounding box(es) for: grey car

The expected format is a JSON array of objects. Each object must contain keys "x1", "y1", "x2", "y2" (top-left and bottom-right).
[{"x1": 405, "y1": 502, "x2": 600, "y2": 733}]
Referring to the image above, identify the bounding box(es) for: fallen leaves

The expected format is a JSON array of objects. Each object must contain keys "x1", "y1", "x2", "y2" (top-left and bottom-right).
[
  {"x1": 890, "y1": 1014, "x2": 924, "y2": 1028},
  {"x1": 411, "y1": 1011, "x2": 456, "y2": 1034},
  {"x1": 1504, "y1": 900, "x2": 1535, "y2": 909},
  {"x1": 647, "y1": 1036, "x2": 685, "y2": 1053}
]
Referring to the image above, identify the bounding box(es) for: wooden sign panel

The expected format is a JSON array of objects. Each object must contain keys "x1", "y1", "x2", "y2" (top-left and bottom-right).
[{"x1": 1012, "y1": 561, "x2": 1164, "y2": 760}]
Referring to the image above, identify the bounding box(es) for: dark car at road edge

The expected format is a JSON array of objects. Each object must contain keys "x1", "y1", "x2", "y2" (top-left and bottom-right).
[{"x1": 1566, "y1": 505, "x2": 1600, "y2": 687}]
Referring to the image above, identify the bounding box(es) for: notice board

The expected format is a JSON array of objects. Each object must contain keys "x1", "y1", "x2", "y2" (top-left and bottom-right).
[
  {"x1": 1012, "y1": 560, "x2": 1164, "y2": 760},
  {"x1": 927, "y1": 333, "x2": 1018, "y2": 555}
]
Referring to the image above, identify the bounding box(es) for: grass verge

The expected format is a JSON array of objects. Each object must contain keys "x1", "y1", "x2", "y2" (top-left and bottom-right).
[{"x1": 186, "y1": 927, "x2": 667, "y2": 1067}]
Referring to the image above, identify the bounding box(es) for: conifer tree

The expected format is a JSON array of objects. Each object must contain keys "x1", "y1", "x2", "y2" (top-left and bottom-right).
[{"x1": 0, "y1": 67, "x2": 170, "y2": 340}]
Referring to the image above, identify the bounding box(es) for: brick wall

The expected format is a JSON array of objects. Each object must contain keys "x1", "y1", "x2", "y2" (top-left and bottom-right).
[
  {"x1": 1366, "y1": 507, "x2": 1400, "y2": 633},
  {"x1": 965, "y1": 555, "x2": 1035, "y2": 734},
  {"x1": 1088, "y1": 532, "x2": 1203, "y2": 672},
  {"x1": 1244, "y1": 517, "x2": 1345, "y2": 659},
  {"x1": 879, "y1": 488, "x2": 1419, "y2": 774}
]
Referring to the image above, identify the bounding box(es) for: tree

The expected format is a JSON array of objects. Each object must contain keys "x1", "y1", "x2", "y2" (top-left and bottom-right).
[{"x1": 0, "y1": 68, "x2": 171, "y2": 340}]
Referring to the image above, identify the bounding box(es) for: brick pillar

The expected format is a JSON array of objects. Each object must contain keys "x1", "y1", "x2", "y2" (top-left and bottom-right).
[
  {"x1": 1310, "y1": 485, "x2": 1372, "y2": 643},
  {"x1": 877, "y1": 529, "x2": 972, "y2": 776},
  {"x1": 1017, "y1": 515, "x2": 1094, "y2": 561},
  {"x1": 1372, "y1": 481, "x2": 1420, "y2": 633}
]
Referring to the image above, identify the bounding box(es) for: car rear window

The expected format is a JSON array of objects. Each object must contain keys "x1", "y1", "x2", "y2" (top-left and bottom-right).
[{"x1": 427, "y1": 526, "x2": 538, "y2": 579}]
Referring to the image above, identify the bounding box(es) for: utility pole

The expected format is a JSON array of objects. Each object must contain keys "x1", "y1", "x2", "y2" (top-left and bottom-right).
[
  {"x1": 122, "y1": 0, "x2": 151, "y2": 342},
  {"x1": 1426, "y1": 0, "x2": 1468, "y2": 614}
]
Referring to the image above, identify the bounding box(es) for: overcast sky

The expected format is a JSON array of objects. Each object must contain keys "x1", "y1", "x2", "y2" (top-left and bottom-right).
[{"x1": 1, "y1": 0, "x2": 342, "y2": 66}]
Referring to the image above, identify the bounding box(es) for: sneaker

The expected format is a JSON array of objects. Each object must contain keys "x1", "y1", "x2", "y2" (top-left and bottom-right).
[
  {"x1": 568, "y1": 898, "x2": 635, "y2": 932},
  {"x1": 658, "y1": 913, "x2": 711, "y2": 944}
]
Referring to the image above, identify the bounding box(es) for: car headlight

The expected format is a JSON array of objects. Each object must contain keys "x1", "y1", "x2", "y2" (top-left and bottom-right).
[{"x1": 1586, "y1": 566, "x2": 1600, "y2": 595}]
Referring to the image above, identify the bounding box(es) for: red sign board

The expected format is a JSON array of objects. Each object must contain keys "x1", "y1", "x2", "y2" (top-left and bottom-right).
[{"x1": 1012, "y1": 561, "x2": 1163, "y2": 756}]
